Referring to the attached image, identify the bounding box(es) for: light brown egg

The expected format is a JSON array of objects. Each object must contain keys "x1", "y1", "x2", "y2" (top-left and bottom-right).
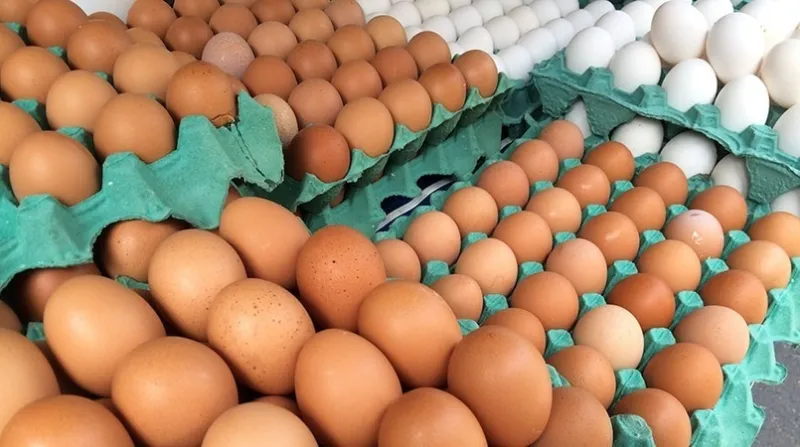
[
  {"x1": 0, "y1": 26, "x2": 24, "y2": 71},
  {"x1": 166, "y1": 61, "x2": 237, "y2": 126},
  {"x1": 243, "y1": 56, "x2": 298, "y2": 100},
  {"x1": 613, "y1": 388, "x2": 693, "y2": 447},
  {"x1": 88, "y1": 11, "x2": 127, "y2": 30},
  {"x1": 1, "y1": 46, "x2": 70, "y2": 102},
  {"x1": 664, "y1": 209, "x2": 725, "y2": 260},
  {"x1": 253, "y1": 396, "x2": 301, "y2": 416},
  {"x1": 286, "y1": 40, "x2": 338, "y2": 81},
  {"x1": 379, "y1": 79, "x2": 432, "y2": 132},
  {"x1": 511, "y1": 271, "x2": 579, "y2": 330},
  {"x1": 93, "y1": 93, "x2": 176, "y2": 163},
  {"x1": 202, "y1": 32, "x2": 256, "y2": 79},
  {"x1": 203, "y1": 402, "x2": 316, "y2": 447},
  {"x1": 643, "y1": 342, "x2": 723, "y2": 412},
  {"x1": 674, "y1": 305, "x2": 750, "y2": 365},
  {"x1": 634, "y1": 161, "x2": 688, "y2": 206},
  {"x1": 556, "y1": 164, "x2": 612, "y2": 208},
  {"x1": 45, "y1": 70, "x2": 116, "y2": 132},
  {"x1": 0, "y1": 301, "x2": 21, "y2": 332},
  {"x1": 700, "y1": 269, "x2": 768, "y2": 324},
  {"x1": 726, "y1": 240, "x2": 792, "y2": 290},
  {"x1": 174, "y1": 0, "x2": 220, "y2": 21},
  {"x1": 289, "y1": 8, "x2": 335, "y2": 41},
  {"x1": 583, "y1": 141, "x2": 636, "y2": 182},
  {"x1": 164, "y1": 16, "x2": 214, "y2": 59},
  {"x1": 442, "y1": 186, "x2": 499, "y2": 237},
  {"x1": 403, "y1": 211, "x2": 462, "y2": 265},
  {"x1": 112, "y1": 337, "x2": 239, "y2": 447},
  {"x1": 335, "y1": 97, "x2": 395, "y2": 156},
  {"x1": 477, "y1": 161, "x2": 530, "y2": 208},
  {"x1": 285, "y1": 123, "x2": 350, "y2": 180},
  {"x1": 99, "y1": 219, "x2": 185, "y2": 282},
  {"x1": 578, "y1": 211, "x2": 640, "y2": 265},
  {"x1": 126, "y1": 27, "x2": 166, "y2": 47},
  {"x1": 419, "y1": 62, "x2": 467, "y2": 112},
  {"x1": 637, "y1": 240, "x2": 702, "y2": 293},
  {"x1": 66, "y1": 20, "x2": 133, "y2": 74},
  {"x1": 748, "y1": 211, "x2": 800, "y2": 258},
  {"x1": 407, "y1": 31, "x2": 451, "y2": 72},
  {"x1": 453, "y1": 50, "x2": 498, "y2": 98},
  {"x1": 525, "y1": 187, "x2": 583, "y2": 233},
  {"x1": 538, "y1": 120, "x2": 585, "y2": 160},
  {"x1": 492, "y1": 211, "x2": 553, "y2": 264},
  {"x1": 127, "y1": 0, "x2": 176, "y2": 39},
  {"x1": 535, "y1": 387, "x2": 613, "y2": 447},
  {"x1": 254, "y1": 93, "x2": 299, "y2": 147},
  {"x1": 547, "y1": 345, "x2": 616, "y2": 408},
  {"x1": 509, "y1": 139, "x2": 559, "y2": 184},
  {"x1": 483, "y1": 308, "x2": 546, "y2": 353},
  {"x1": 455, "y1": 238, "x2": 518, "y2": 296},
  {"x1": 366, "y1": 15, "x2": 406, "y2": 49},
  {"x1": 291, "y1": 0, "x2": 328, "y2": 10},
  {"x1": 0, "y1": 0, "x2": 38, "y2": 24},
  {"x1": 288, "y1": 78, "x2": 343, "y2": 127},
  {"x1": 331, "y1": 60, "x2": 383, "y2": 104},
  {"x1": 376, "y1": 239, "x2": 422, "y2": 281},
  {"x1": 545, "y1": 238, "x2": 608, "y2": 295},
  {"x1": 210, "y1": 4, "x2": 258, "y2": 38},
  {"x1": 294, "y1": 329, "x2": 402, "y2": 446},
  {"x1": 325, "y1": 0, "x2": 365, "y2": 29},
  {"x1": 251, "y1": 0, "x2": 296, "y2": 24},
  {"x1": 25, "y1": 0, "x2": 87, "y2": 47},
  {"x1": 113, "y1": 43, "x2": 180, "y2": 101},
  {"x1": 572, "y1": 304, "x2": 644, "y2": 370},
  {"x1": 248, "y1": 22, "x2": 298, "y2": 58},
  {"x1": 608, "y1": 186, "x2": 667, "y2": 232},
  {"x1": 448, "y1": 326, "x2": 552, "y2": 446},
  {"x1": 327, "y1": 25, "x2": 375, "y2": 65},
  {"x1": 430, "y1": 274, "x2": 484, "y2": 320},
  {"x1": 688, "y1": 185, "x2": 748, "y2": 232},
  {"x1": 0, "y1": 102, "x2": 40, "y2": 166},
  {"x1": 10, "y1": 264, "x2": 100, "y2": 321},
  {"x1": 606, "y1": 273, "x2": 675, "y2": 332},
  {"x1": 371, "y1": 46, "x2": 418, "y2": 85},
  {"x1": 9, "y1": 131, "x2": 100, "y2": 206}
]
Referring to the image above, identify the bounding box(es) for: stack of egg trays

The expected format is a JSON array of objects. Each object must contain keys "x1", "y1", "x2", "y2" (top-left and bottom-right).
[
  {"x1": 374, "y1": 116, "x2": 800, "y2": 447},
  {"x1": 530, "y1": 50, "x2": 799, "y2": 204},
  {"x1": 0, "y1": 24, "x2": 285, "y2": 293},
  {"x1": 263, "y1": 74, "x2": 516, "y2": 214}
]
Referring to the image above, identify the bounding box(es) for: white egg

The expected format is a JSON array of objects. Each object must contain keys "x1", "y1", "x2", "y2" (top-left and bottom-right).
[
  {"x1": 771, "y1": 188, "x2": 800, "y2": 217},
  {"x1": 711, "y1": 154, "x2": 749, "y2": 196},
  {"x1": 491, "y1": 53, "x2": 507, "y2": 74},
  {"x1": 644, "y1": 0, "x2": 691, "y2": 8},
  {"x1": 508, "y1": 6, "x2": 540, "y2": 35},
  {"x1": 421, "y1": 15, "x2": 458, "y2": 42},
  {"x1": 794, "y1": 28, "x2": 800, "y2": 40},
  {"x1": 554, "y1": 0, "x2": 579, "y2": 16},
  {"x1": 448, "y1": 0, "x2": 471, "y2": 9},
  {"x1": 741, "y1": 0, "x2": 797, "y2": 53},
  {"x1": 661, "y1": 59, "x2": 718, "y2": 112},
  {"x1": 649, "y1": 0, "x2": 708, "y2": 65},
  {"x1": 705, "y1": 13, "x2": 765, "y2": 84},
  {"x1": 391, "y1": 0, "x2": 406, "y2": 4},
  {"x1": 405, "y1": 25, "x2": 425, "y2": 39},
  {"x1": 660, "y1": 131, "x2": 718, "y2": 178},
  {"x1": 595, "y1": 10, "x2": 636, "y2": 50},
  {"x1": 544, "y1": 18, "x2": 574, "y2": 50},
  {"x1": 498, "y1": 0, "x2": 523, "y2": 14},
  {"x1": 774, "y1": 105, "x2": 800, "y2": 157},
  {"x1": 415, "y1": 0, "x2": 450, "y2": 21},
  {"x1": 565, "y1": 101, "x2": 591, "y2": 138},
  {"x1": 584, "y1": 0, "x2": 615, "y2": 21},
  {"x1": 457, "y1": 26, "x2": 495, "y2": 54},
  {"x1": 620, "y1": 1, "x2": 655, "y2": 38},
  {"x1": 449, "y1": 6, "x2": 483, "y2": 36},
  {"x1": 565, "y1": 27, "x2": 615, "y2": 74},
  {"x1": 609, "y1": 41, "x2": 661, "y2": 93},
  {"x1": 518, "y1": 27, "x2": 558, "y2": 64},
  {"x1": 472, "y1": 0, "x2": 504, "y2": 22},
  {"x1": 760, "y1": 39, "x2": 800, "y2": 109},
  {"x1": 611, "y1": 116, "x2": 664, "y2": 157},
  {"x1": 448, "y1": 41, "x2": 465, "y2": 57},
  {"x1": 693, "y1": 0, "x2": 733, "y2": 27},
  {"x1": 485, "y1": 16, "x2": 521, "y2": 51},
  {"x1": 714, "y1": 75, "x2": 770, "y2": 133},
  {"x1": 529, "y1": 0, "x2": 561, "y2": 25},
  {"x1": 390, "y1": 2, "x2": 423, "y2": 27},
  {"x1": 497, "y1": 44, "x2": 535, "y2": 80},
  {"x1": 565, "y1": 9, "x2": 595, "y2": 33},
  {"x1": 359, "y1": 0, "x2": 392, "y2": 15}
]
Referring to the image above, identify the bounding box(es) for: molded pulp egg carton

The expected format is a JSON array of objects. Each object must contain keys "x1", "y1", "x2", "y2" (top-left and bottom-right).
[
  {"x1": 0, "y1": 24, "x2": 285, "y2": 294},
  {"x1": 530, "y1": 50, "x2": 800, "y2": 204},
  {"x1": 375, "y1": 115, "x2": 800, "y2": 447}
]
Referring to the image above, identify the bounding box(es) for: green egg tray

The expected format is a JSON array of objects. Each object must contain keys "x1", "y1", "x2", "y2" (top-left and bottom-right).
[
  {"x1": 530, "y1": 50, "x2": 800, "y2": 204},
  {"x1": 375, "y1": 115, "x2": 800, "y2": 447}
]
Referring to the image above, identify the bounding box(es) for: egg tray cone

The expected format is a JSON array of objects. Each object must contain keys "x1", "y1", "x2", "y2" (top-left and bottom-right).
[
  {"x1": 375, "y1": 114, "x2": 800, "y2": 447},
  {"x1": 530, "y1": 50, "x2": 800, "y2": 204}
]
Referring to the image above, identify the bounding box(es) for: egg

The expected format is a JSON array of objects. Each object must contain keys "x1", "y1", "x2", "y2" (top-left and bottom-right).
[
  {"x1": 612, "y1": 388, "x2": 693, "y2": 447},
  {"x1": 689, "y1": 185, "x2": 749, "y2": 233},
  {"x1": 535, "y1": 387, "x2": 613, "y2": 447},
  {"x1": 87, "y1": 12, "x2": 126, "y2": 30},
  {"x1": 203, "y1": 402, "x2": 315, "y2": 446},
  {"x1": 637, "y1": 240, "x2": 702, "y2": 293},
  {"x1": 327, "y1": 25, "x2": 376, "y2": 64},
  {"x1": 166, "y1": 61, "x2": 237, "y2": 126},
  {"x1": 242, "y1": 56, "x2": 297, "y2": 100},
  {"x1": 748, "y1": 212, "x2": 800, "y2": 258},
  {"x1": 525, "y1": 187, "x2": 583, "y2": 234},
  {"x1": 93, "y1": 93, "x2": 175, "y2": 163},
  {"x1": 403, "y1": 211, "x2": 462, "y2": 265},
  {"x1": 476, "y1": 161, "x2": 530, "y2": 208},
  {"x1": 643, "y1": 342, "x2": 724, "y2": 412},
  {"x1": 699, "y1": 269, "x2": 768, "y2": 324},
  {"x1": 418, "y1": 62, "x2": 468, "y2": 112},
  {"x1": 511, "y1": 271, "x2": 580, "y2": 330},
  {"x1": 252, "y1": 396, "x2": 301, "y2": 416},
  {"x1": 509, "y1": 139, "x2": 560, "y2": 184},
  {"x1": 608, "y1": 187, "x2": 667, "y2": 233},
  {"x1": 565, "y1": 27, "x2": 616, "y2": 74},
  {"x1": 0, "y1": 26, "x2": 24, "y2": 71},
  {"x1": 173, "y1": 0, "x2": 220, "y2": 21},
  {"x1": 609, "y1": 41, "x2": 662, "y2": 94},
  {"x1": 289, "y1": 8, "x2": 335, "y2": 41},
  {"x1": 126, "y1": 0, "x2": 176, "y2": 39},
  {"x1": 0, "y1": 301, "x2": 21, "y2": 332},
  {"x1": 286, "y1": 40, "x2": 339, "y2": 81},
  {"x1": 442, "y1": 186, "x2": 499, "y2": 237},
  {"x1": 726, "y1": 240, "x2": 792, "y2": 290},
  {"x1": 372, "y1": 46, "x2": 419, "y2": 85},
  {"x1": 483, "y1": 308, "x2": 546, "y2": 353},
  {"x1": 664, "y1": 209, "x2": 725, "y2": 260},
  {"x1": 547, "y1": 345, "x2": 616, "y2": 408},
  {"x1": 584, "y1": 141, "x2": 636, "y2": 182},
  {"x1": 163, "y1": 17, "x2": 212, "y2": 59},
  {"x1": 556, "y1": 165, "x2": 612, "y2": 208},
  {"x1": 99, "y1": 219, "x2": 184, "y2": 282},
  {"x1": 9, "y1": 264, "x2": 100, "y2": 322},
  {"x1": 248, "y1": 22, "x2": 297, "y2": 58},
  {"x1": 25, "y1": 0, "x2": 88, "y2": 47},
  {"x1": 451, "y1": 50, "x2": 498, "y2": 98},
  {"x1": 428, "y1": 275, "x2": 481, "y2": 320},
  {"x1": 714, "y1": 73, "x2": 769, "y2": 133},
  {"x1": 572, "y1": 304, "x2": 644, "y2": 370},
  {"x1": 761, "y1": 39, "x2": 800, "y2": 109},
  {"x1": 209, "y1": 4, "x2": 258, "y2": 38},
  {"x1": 634, "y1": 162, "x2": 689, "y2": 206},
  {"x1": 674, "y1": 305, "x2": 751, "y2": 365},
  {"x1": 649, "y1": 0, "x2": 707, "y2": 65},
  {"x1": 366, "y1": 15, "x2": 408, "y2": 49},
  {"x1": 407, "y1": 31, "x2": 451, "y2": 72},
  {"x1": 285, "y1": 123, "x2": 350, "y2": 181},
  {"x1": 45, "y1": 70, "x2": 117, "y2": 132},
  {"x1": 538, "y1": 119, "x2": 585, "y2": 160},
  {"x1": 126, "y1": 27, "x2": 166, "y2": 47},
  {"x1": 67, "y1": 20, "x2": 133, "y2": 73},
  {"x1": 0, "y1": 102, "x2": 40, "y2": 166},
  {"x1": 113, "y1": 44, "x2": 181, "y2": 101},
  {"x1": 335, "y1": 97, "x2": 395, "y2": 156},
  {"x1": 378, "y1": 79, "x2": 433, "y2": 132},
  {"x1": 331, "y1": 60, "x2": 383, "y2": 104},
  {"x1": 492, "y1": 211, "x2": 553, "y2": 264},
  {"x1": 0, "y1": 0, "x2": 38, "y2": 24},
  {"x1": 250, "y1": 0, "x2": 295, "y2": 23},
  {"x1": 288, "y1": 79, "x2": 344, "y2": 128},
  {"x1": 455, "y1": 238, "x2": 519, "y2": 296},
  {"x1": 1, "y1": 47, "x2": 70, "y2": 103},
  {"x1": 578, "y1": 211, "x2": 640, "y2": 265},
  {"x1": 545, "y1": 238, "x2": 608, "y2": 295},
  {"x1": 291, "y1": 0, "x2": 328, "y2": 10},
  {"x1": 607, "y1": 273, "x2": 675, "y2": 332},
  {"x1": 375, "y1": 239, "x2": 422, "y2": 281}
]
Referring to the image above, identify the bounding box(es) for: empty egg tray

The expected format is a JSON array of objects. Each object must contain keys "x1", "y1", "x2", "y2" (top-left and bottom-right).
[{"x1": 375, "y1": 116, "x2": 800, "y2": 447}]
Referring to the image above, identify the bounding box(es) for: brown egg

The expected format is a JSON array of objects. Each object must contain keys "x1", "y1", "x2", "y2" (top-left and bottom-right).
[
  {"x1": 455, "y1": 238, "x2": 519, "y2": 296},
  {"x1": 112, "y1": 337, "x2": 239, "y2": 446},
  {"x1": 664, "y1": 209, "x2": 725, "y2": 260},
  {"x1": 366, "y1": 16, "x2": 406, "y2": 50},
  {"x1": 556, "y1": 164, "x2": 612, "y2": 208},
  {"x1": 291, "y1": 0, "x2": 328, "y2": 9},
  {"x1": 418, "y1": 62, "x2": 467, "y2": 112},
  {"x1": 45, "y1": 70, "x2": 116, "y2": 132},
  {"x1": 538, "y1": 120, "x2": 585, "y2": 160},
  {"x1": 0, "y1": 26, "x2": 24, "y2": 71},
  {"x1": 202, "y1": 32, "x2": 256, "y2": 79},
  {"x1": 210, "y1": 4, "x2": 258, "y2": 38},
  {"x1": 164, "y1": 16, "x2": 213, "y2": 58},
  {"x1": 0, "y1": 395, "x2": 133, "y2": 447},
  {"x1": 476, "y1": 161, "x2": 530, "y2": 208},
  {"x1": 511, "y1": 271, "x2": 579, "y2": 330},
  {"x1": 127, "y1": 0, "x2": 176, "y2": 39},
  {"x1": 253, "y1": 395, "x2": 301, "y2": 416},
  {"x1": 0, "y1": 301, "x2": 21, "y2": 332},
  {"x1": 242, "y1": 56, "x2": 297, "y2": 100},
  {"x1": 607, "y1": 273, "x2": 676, "y2": 332},
  {"x1": 492, "y1": 211, "x2": 553, "y2": 264},
  {"x1": 323, "y1": 0, "x2": 363, "y2": 27},
  {"x1": 43, "y1": 276, "x2": 166, "y2": 396},
  {"x1": 296, "y1": 225, "x2": 387, "y2": 330},
  {"x1": 10, "y1": 263, "x2": 100, "y2": 321},
  {"x1": 687, "y1": 185, "x2": 747, "y2": 232},
  {"x1": 403, "y1": 211, "x2": 462, "y2": 265},
  {"x1": 0, "y1": 102, "x2": 40, "y2": 166},
  {"x1": 251, "y1": 0, "x2": 296, "y2": 24},
  {"x1": 0, "y1": 329, "x2": 60, "y2": 434},
  {"x1": 674, "y1": 305, "x2": 750, "y2": 365},
  {"x1": 113, "y1": 43, "x2": 180, "y2": 100},
  {"x1": 748, "y1": 211, "x2": 800, "y2": 258},
  {"x1": 93, "y1": 93, "x2": 176, "y2": 163},
  {"x1": 430, "y1": 274, "x2": 484, "y2": 320},
  {"x1": 509, "y1": 139, "x2": 559, "y2": 184},
  {"x1": 334, "y1": 97, "x2": 395, "y2": 156},
  {"x1": 637, "y1": 240, "x2": 702, "y2": 293},
  {"x1": 379, "y1": 79, "x2": 432, "y2": 132},
  {"x1": 634, "y1": 161, "x2": 688, "y2": 206},
  {"x1": 376, "y1": 239, "x2": 422, "y2": 281},
  {"x1": 148, "y1": 229, "x2": 247, "y2": 341},
  {"x1": 286, "y1": 40, "x2": 338, "y2": 81},
  {"x1": 203, "y1": 402, "x2": 316, "y2": 447},
  {"x1": 578, "y1": 211, "x2": 640, "y2": 265},
  {"x1": 609, "y1": 186, "x2": 668, "y2": 232},
  {"x1": 327, "y1": 25, "x2": 375, "y2": 65},
  {"x1": 407, "y1": 31, "x2": 451, "y2": 72},
  {"x1": 371, "y1": 46, "x2": 418, "y2": 86},
  {"x1": 453, "y1": 49, "x2": 498, "y2": 98},
  {"x1": 535, "y1": 387, "x2": 613, "y2": 447},
  {"x1": 525, "y1": 187, "x2": 583, "y2": 233},
  {"x1": 127, "y1": 27, "x2": 166, "y2": 47},
  {"x1": 699, "y1": 269, "x2": 768, "y2": 324},
  {"x1": 66, "y1": 20, "x2": 133, "y2": 73},
  {"x1": 547, "y1": 345, "x2": 616, "y2": 408},
  {"x1": 613, "y1": 388, "x2": 693, "y2": 447},
  {"x1": 254, "y1": 93, "x2": 299, "y2": 147},
  {"x1": 442, "y1": 186, "x2": 499, "y2": 237},
  {"x1": 9, "y1": 131, "x2": 100, "y2": 206},
  {"x1": 248, "y1": 22, "x2": 298, "y2": 58},
  {"x1": 573, "y1": 304, "x2": 644, "y2": 370},
  {"x1": 331, "y1": 60, "x2": 383, "y2": 104},
  {"x1": 288, "y1": 78, "x2": 343, "y2": 127},
  {"x1": 545, "y1": 238, "x2": 608, "y2": 295},
  {"x1": 483, "y1": 308, "x2": 546, "y2": 353},
  {"x1": 358, "y1": 281, "x2": 462, "y2": 387},
  {"x1": 1, "y1": 47, "x2": 69, "y2": 102},
  {"x1": 448, "y1": 326, "x2": 552, "y2": 446},
  {"x1": 379, "y1": 388, "x2": 487, "y2": 447},
  {"x1": 0, "y1": 0, "x2": 37, "y2": 24},
  {"x1": 174, "y1": 0, "x2": 220, "y2": 21},
  {"x1": 289, "y1": 8, "x2": 335, "y2": 41},
  {"x1": 285, "y1": 123, "x2": 350, "y2": 181},
  {"x1": 166, "y1": 61, "x2": 237, "y2": 126},
  {"x1": 25, "y1": 0, "x2": 87, "y2": 47},
  {"x1": 726, "y1": 240, "x2": 792, "y2": 290},
  {"x1": 583, "y1": 141, "x2": 636, "y2": 182},
  {"x1": 643, "y1": 342, "x2": 723, "y2": 412},
  {"x1": 88, "y1": 12, "x2": 127, "y2": 30},
  {"x1": 99, "y1": 219, "x2": 184, "y2": 282}
]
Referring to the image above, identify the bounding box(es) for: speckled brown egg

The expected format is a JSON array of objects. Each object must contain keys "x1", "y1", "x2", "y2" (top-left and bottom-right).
[
  {"x1": 689, "y1": 186, "x2": 748, "y2": 232},
  {"x1": 673, "y1": 305, "x2": 750, "y2": 365},
  {"x1": 525, "y1": 187, "x2": 583, "y2": 234},
  {"x1": 289, "y1": 8, "x2": 334, "y2": 41},
  {"x1": 726, "y1": 240, "x2": 792, "y2": 290},
  {"x1": 511, "y1": 272, "x2": 580, "y2": 330},
  {"x1": 476, "y1": 161, "x2": 530, "y2": 208},
  {"x1": 407, "y1": 31, "x2": 451, "y2": 72},
  {"x1": 66, "y1": 20, "x2": 133, "y2": 74},
  {"x1": 419, "y1": 62, "x2": 467, "y2": 112},
  {"x1": 637, "y1": 240, "x2": 702, "y2": 293},
  {"x1": 166, "y1": 61, "x2": 238, "y2": 126},
  {"x1": 242, "y1": 56, "x2": 297, "y2": 100},
  {"x1": 10, "y1": 264, "x2": 100, "y2": 321},
  {"x1": 379, "y1": 79, "x2": 432, "y2": 132},
  {"x1": 483, "y1": 308, "x2": 546, "y2": 353},
  {"x1": 288, "y1": 79, "x2": 343, "y2": 127},
  {"x1": 335, "y1": 97, "x2": 395, "y2": 156},
  {"x1": 286, "y1": 40, "x2": 338, "y2": 81},
  {"x1": 210, "y1": 4, "x2": 258, "y2": 38},
  {"x1": 285, "y1": 123, "x2": 350, "y2": 181},
  {"x1": 606, "y1": 273, "x2": 675, "y2": 332},
  {"x1": 375, "y1": 239, "x2": 422, "y2": 282},
  {"x1": 547, "y1": 345, "x2": 616, "y2": 408},
  {"x1": 251, "y1": 0, "x2": 296, "y2": 24},
  {"x1": 583, "y1": 141, "x2": 636, "y2": 182},
  {"x1": 203, "y1": 402, "x2": 316, "y2": 447},
  {"x1": 430, "y1": 274, "x2": 484, "y2": 320},
  {"x1": 545, "y1": 238, "x2": 608, "y2": 295},
  {"x1": 0, "y1": 0, "x2": 38, "y2": 24},
  {"x1": 25, "y1": 0, "x2": 87, "y2": 47},
  {"x1": 127, "y1": 0, "x2": 176, "y2": 39},
  {"x1": 327, "y1": 25, "x2": 376, "y2": 64},
  {"x1": 492, "y1": 211, "x2": 553, "y2": 264},
  {"x1": 331, "y1": 60, "x2": 383, "y2": 104},
  {"x1": 366, "y1": 15, "x2": 406, "y2": 49},
  {"x1": 572, "y1": 304, "x2": 644, "y2": 370},
  {"x1": 455, "y1": 238, "x2": 518, "y2": 296},
  {"x1": 93, "y1": 93, "x2": 176, "y2": 163},
  {"x1": 0, "y1": 102, "x2": 40, "y2": 166},
  {"x1": 100, "y1": 219, "x2": 184, "y2": 282},
  {"x1": 700, "y1": 269, "x2": 768, "y2": 324},
  {"x1": 453, "y1": 50, "x2": 498, "y2": 98},
  {"x1": 748, "y1": 212, "x2": 800, "y2": 258},
  {"x1": 535, "y1": 386, "x2": 613, "y2": 447},
  {"x1": 202, "y1": 32, "x2": 256, "y2": 79},
  {"x1": 556, "y1": 164, "x2": 611, "y2": 208},
  {"x1": 372, "y1": 46, "x2": 419, "y2": 85},
  {"x1": 664, "y1": 209, "x2": 725, "y2": 260},
  {"x1": 248, "y1": 22, "x2": 298, "y2": 58},
  {"x1": 578, "y1": 211, "x2": 640, "y2": 265},
  {"x1": 442, "y1": 186, "x2": 499, "y2": 237},
  {"x1": 613, "y1": 388, "x2": 693, "y2": 447},
  {"x1": 45, "y1": 70, "x2": 117, "y2": 132},
  {"x1": 174, "y1": 0, "x2": 220, "y2": 21},
  {"x1": 403, "y1": 211, "x2": 462, "y2": 265},
  {"x1": 634, "y1": 161, "x2": 688, "y2": 206},
  {"x1": 127, "y1": 27, "x2": 166, "y2": 47},
  {"x1": 164, "y1": 16, "x2": 213, "y2": 59},
  {"x1": 538, "y1": 120, "x2": 585, "y2": 160},
  {"x1": 113, "y1": 44, "x2": 180, "y2": 101},
  {"x1": 0, "y1": 26, "x2": 24, "y2": 70},
  {"x1": 643, "y1": 342, "x2": 723, "y2": 412},
  {"x1": 608, "y1": 186, "x2": 667, "y2": 232},
  {"x1": 1, "y1": 47, "x2": 69, "y2": 102}
]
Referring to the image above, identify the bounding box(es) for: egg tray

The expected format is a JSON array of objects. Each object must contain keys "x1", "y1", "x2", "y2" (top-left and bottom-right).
[
  {"x1": 375, "y1": 119, "x2": 800, "y2": 446},
  {"x1": 530, "y1": 50, "x2": 800, "y2": 204},
  {"x1": 495, "y1": 77, "x2": 541, "y2": 135}
]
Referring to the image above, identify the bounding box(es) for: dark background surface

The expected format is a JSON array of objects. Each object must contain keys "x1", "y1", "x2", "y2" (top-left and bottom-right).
[{"x1": 753, "y1": 343, "x2": 799, "y2": 446}]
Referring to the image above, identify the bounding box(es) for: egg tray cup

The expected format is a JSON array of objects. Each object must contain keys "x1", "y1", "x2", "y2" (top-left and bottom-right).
[
  {"x1": 495, "y1": 76, "x2": 542, "y2": 136},
  {"x1": 375, "y1": 116, "x2": 800, "y2": 447},
  {"x1": 530, "y1": 50, "x2": 800, "y2": 204}
]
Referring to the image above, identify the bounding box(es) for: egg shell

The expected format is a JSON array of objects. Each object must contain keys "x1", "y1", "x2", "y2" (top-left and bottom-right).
[
  {"x1": 253, "y1": 93, "x2": 298, "y2": 147},
  {"x1": 243, "y1": 56, "x2": 298, "y2": 100},
  {"x1": 429, "y1": 274, "x2": 484, "y2": 320},
  {"x1": 126, "y1": 27, "x2": 166, "y2": 47},
  {"x1": 726, "y1": 240, "x2": 792, "y2": 290},
  {"x1": 407, "y1": 31, "x2": 451, "y2": 72},
  {"x1": 606, "y1": 272, "x2": 675, "y2": 332},
  {"x1": 164, "y1": 16, "x2": 213, "y2": 59},
  {"x1": 483, "y1": 308, "x2": 546, "y2": 353},
  {"x1": 332, "y1": 60, "x2": 383, "y2": 103},
  {"x1": 378, "y1": 79, "x2": 433, "y2": 132},
  {"x1": 476, "y1": 160, "x2": 530, "y2": 208},
  {"x1": 0, "y1": 25, "x2": 24, "y2": 72},
  {"x1": 556, "y1": 164, "x2": 611, "y2": 208},
  {"x1": 201, "y1": 32, "x2": 255, "y2": 79},
  {"x1": 662, "y1": 59, "x2": 719, "y2": 113},
  {"x1": 165, "y1": 61, "x2": 237, "y2": 126},
  {"x1": 0, "y1": 301, "x2": 21, "y2": 332},
  {"x1": 335, "y1": 97, "x2": 395, "y2": 156},
  {"x1": 584, "y1": 141, "x2": 636, "y2": 183},
  {"x1": 99, "y1": 219, "x2": 184, "y2": 282},
  {"x1": 525, "y1": 187, "x2": 583, "y2": 233},
  {"x1": 608, "y1": 186, "x2": 667, "y2": 233},
  {"x1": 545, "y1": 238, "x2": 608, "y2": 295},
  {"x1": 455, "y1": 238, "x2": 519, "y2": 296},
  {"x1": 442, "y1": 186, "x2": 499, "y2": 237},
  {"x1": 748, "y1": 211, "x2": 800, "y2": 258},
  {"x1": 126, "y1": 0, "x2": 175, "y2": 40},
  {"x1": 285, "y1": 123, "x2": 350, "y2": 181},
  {"x1": 633, "y1": 161, "x2": 688, "y2": 206},
  {"x1": 609, "y1": 40, "x2": 661, "y2": 94},
  {"x1": 376, "y1": 239, "x2": 422, "y2": 281},
  {"x1": 1, "y1": 46, "x2": 70, "y2": 103},
  {"x1": 572, "y1": 304, "x2": 644, "y2": 370},
  {"x1": 286, "y1": 40, "x2": 338, "y2": 82},
  {"x1": 565, "y1": 27, "x2": 615, "y2": 74},
  {"x1": 538, "y1": 119, "x2": 585, "y2": 160},
  {"x1": 637, "y1": 239, "x2": 702, "y2": 294},
  {"x1": 403, "y1": 211, "x2": 462, "y2": 265},
  {"x1": 664, "y1": 209, "x2": 725, "y2": 260},
  {"x1": 209, "y1": 4, "x2": 258, "y2": 38},
  {"x1": 453, "y1": 49, "x2": 498, "y2": 98},
  {"x1": 203, "y1": 402, "x2": 316, "y2": 447},
  {"x1": 547, "y1": 345, "x2": 616, "y2": 408},
  {"x1": 578, "y1": 211, "x2": 640, "y2": 266},
  {"x1": 535, "y1": 386, "x2": 613, "y2": 447},
  {"x1": 674, "y1": 305, "x2": 751, "y2": 365},
  {"x1": 325, "y1": 0, "x2": 366, "y2": 28},
  {"x1": 289, "y1": 78, "x2": 344, "y2": 128},
  {"x1": 760, "y1": 39, "x2": 800, "y2": 109},
  {"x1": 26, "y1": 0, "x2": 88, "y2": 47},
  {"x1": 46, "y1": 70, "x2": 117, "y2": 132},
  {"x1": 173, "y1": 0, "x2": 220, "y2": 22},
  {"x1": 0, "y1": 102, "x2": 40, "y2": 166},
  {"x1": 372, "y1": 46, "x2": 419, "y2": 85},
  {"x1": 327, "y1": 25, "x2": 376, "y2": 64},
  {"x1": 510, "y1": 271, "x2": 579, "y2": 330},
  {"x1": 706, "y1": 13, "x2": 765, "y2": 84},
  {"x1": 643, "y1": 342, "x2": 723, "y2": 412},
  {"x1": 689, "y1": 185, "x2": 748, "y2": 233},
  {"x1": 699, "y1": 269, "x2": 768, "y2": 324},
  {"x1": 509, "y1": 139, "x2": 559, "y2": 184},
  {"x1": 649, "y1": 0, "x2": 707, "y2": 65},
  {"x1": 93, "y1": 93, "x2": 175, "y2": 163},
  {"x1": 492, "y1": 210, "x2": 553, "y2": 264},
  {"x1": 0, "y1": 0, "x2": 38, "y2": 24},
  {"x1": 66, "y1": 20, "x2": 133, "y2": 73},
  {"x1": 612, "y1": 388, "x2": 693, "y2": 447},
  {"x1": 113, "y1": 44, "x2": 180, "y2": 101},
  {"x1": 366, "y1": 15, "x2": 408, "y2": 49},
  {"x1": 611, "y1": 116, "x2": 664, "y2": 157},
  {"x1": 289, "y1": 8, "x2": 335, "y2": 41},
  {"x1": 248, "y1": 22, "x2": 298, "y2": 58}
]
